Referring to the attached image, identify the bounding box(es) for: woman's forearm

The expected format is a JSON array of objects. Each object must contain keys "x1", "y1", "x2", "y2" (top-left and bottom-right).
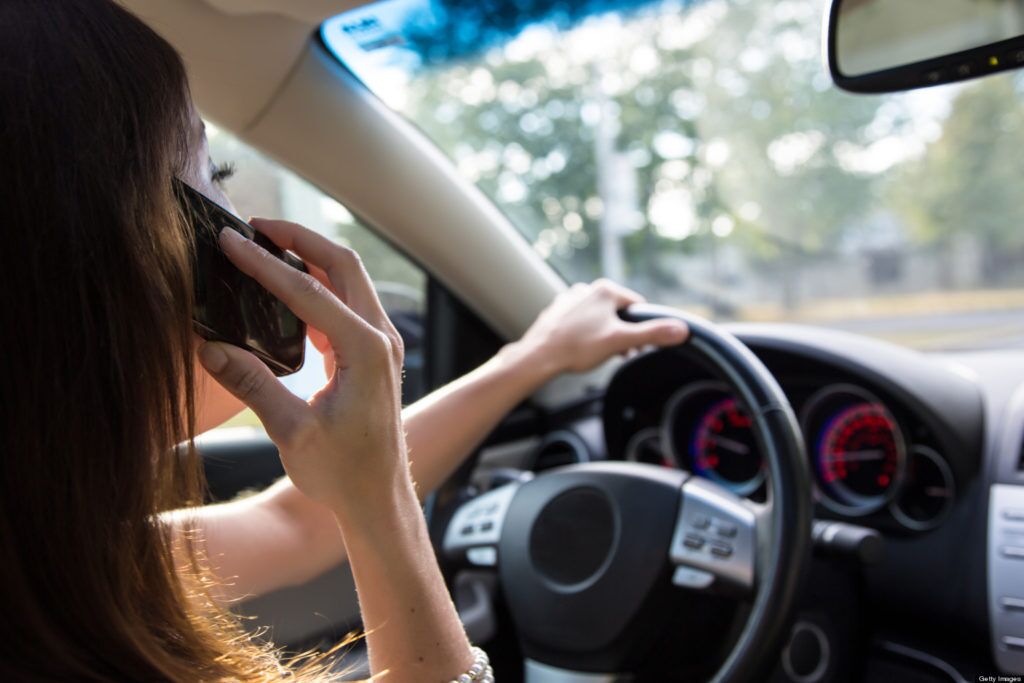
[
  {"x1": 403, "y1": 340, "x2": 556, "y2": 495},
  {"x1": 334, "y1": 481, "x2": 474, "y2": 680},
  {"x1": 190, "y1": 341, "x2": 555, "y2": 602},
  {"x1": 168, "y1": 478, "x2": 344, "y2": 602},
  {"x1": 268, "y1": 341, "x2": 554, "y2": 570}
]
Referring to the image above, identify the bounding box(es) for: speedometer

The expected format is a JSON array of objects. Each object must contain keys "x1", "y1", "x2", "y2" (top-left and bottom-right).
[
  {"x1": 819, "y1": 403, "x2": 899, "y2": 497},
  {"x1": 802, "y1": 385, "x2": 906, "y2": 516},
  {"x1": 664, "y1": 381, "x2": 763, "y2": 496},
  {"x1": 692, "y1": 396, "x2": 763, "y2": 496}
]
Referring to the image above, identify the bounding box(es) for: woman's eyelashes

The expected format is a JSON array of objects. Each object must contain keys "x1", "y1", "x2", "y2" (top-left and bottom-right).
[{"x1": 210, "y1": 161, "x2": 236, "y2": 186}]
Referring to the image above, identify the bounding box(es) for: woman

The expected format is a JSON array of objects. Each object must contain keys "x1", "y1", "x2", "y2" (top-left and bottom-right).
[{"x1": 0, "y1": 0, "x2": 688, "y2": 680}]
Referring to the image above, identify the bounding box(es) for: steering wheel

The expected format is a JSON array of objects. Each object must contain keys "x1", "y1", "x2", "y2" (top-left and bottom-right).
[{"x1": 438, "y1": 305, "x2": 812, "y2": 681}]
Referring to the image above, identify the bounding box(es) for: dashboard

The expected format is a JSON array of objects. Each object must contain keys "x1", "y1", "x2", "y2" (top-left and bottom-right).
[
  {"x1": 481, "y1": 323, "x2": 1022, "y2": 679},
  {"x1": 601, "y1": 338, "x2": 971, "y2": 535},
  {"x1": 465, "y1": 321, "x2": 1024, "y2": 678}
]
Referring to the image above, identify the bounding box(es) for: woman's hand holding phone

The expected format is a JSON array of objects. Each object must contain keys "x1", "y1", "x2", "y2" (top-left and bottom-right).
[
  {"x1": 199, "y1": 219, "x2": 476, "y2": 678},
  {"x1": 197, "y1": 218, "x2": 411, "y2": 519}
]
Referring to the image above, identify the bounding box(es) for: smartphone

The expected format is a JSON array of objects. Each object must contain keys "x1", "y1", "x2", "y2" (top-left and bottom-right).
[{"x1": 174, "y1": 179, "x2": 307, "y2": 376}]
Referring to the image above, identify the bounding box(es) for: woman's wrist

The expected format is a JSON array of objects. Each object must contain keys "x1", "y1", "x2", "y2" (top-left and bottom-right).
[
  {"x1": 327, "y1": 463, "x2": 475, "y2": 681},
  {"x1": 329, "y1": 473, "x2": 421, "y2": 534},
  {"x1": 494, "y1": 338, "x2": 563, "y2": 388}
]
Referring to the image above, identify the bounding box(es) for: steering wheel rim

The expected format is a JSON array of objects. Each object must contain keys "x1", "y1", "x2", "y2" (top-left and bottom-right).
[
  {"x1": 624, "y1": 304, "x2": 812, "y2": 681},
  {"x1": 438, "y1": 304, "x2": 812, "y2": 681}
]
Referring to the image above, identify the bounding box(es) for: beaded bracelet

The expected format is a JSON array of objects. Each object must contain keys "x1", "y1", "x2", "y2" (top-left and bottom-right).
[{"x1": 448, "y1": 646, "x2": 494, "y2": 683}]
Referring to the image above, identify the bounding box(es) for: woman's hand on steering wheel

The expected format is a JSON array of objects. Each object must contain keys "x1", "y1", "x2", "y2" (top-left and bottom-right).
[{"x1": 516, "y1": 279, "x2": 690, "y2": 375}]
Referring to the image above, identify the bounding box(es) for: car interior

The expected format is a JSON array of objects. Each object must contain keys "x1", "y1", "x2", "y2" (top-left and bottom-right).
[{"x1": 122, "y1": 0, "x2": 1024, "y2": 680}]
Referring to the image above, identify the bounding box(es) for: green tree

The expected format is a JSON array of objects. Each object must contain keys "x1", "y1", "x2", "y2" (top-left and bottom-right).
[
  {"x1": 399, "y1": 0, "x2": 890, "y2": 310},
  {"x1": 890, "y1": 74, "x2": 1024, "y2": 283}
]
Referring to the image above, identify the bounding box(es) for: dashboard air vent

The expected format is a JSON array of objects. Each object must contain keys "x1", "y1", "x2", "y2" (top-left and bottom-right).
[{"x1": 532, "y1": 431, "x2": 590, "y2": 472}]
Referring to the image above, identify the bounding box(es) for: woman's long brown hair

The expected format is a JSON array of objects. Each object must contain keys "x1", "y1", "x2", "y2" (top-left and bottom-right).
[{"x1": 0, "y1": 1, "x2": 333, "y2": 679}]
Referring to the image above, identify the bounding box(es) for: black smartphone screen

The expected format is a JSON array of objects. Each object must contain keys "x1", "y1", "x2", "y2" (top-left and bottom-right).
[{"x1": 175, "y1": 180, "x2": 307, "y2": 376}]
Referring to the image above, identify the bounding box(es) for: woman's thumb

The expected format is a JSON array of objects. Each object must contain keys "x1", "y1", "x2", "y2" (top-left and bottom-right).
[
  {"x1": 198, "y1": 342, "x2": 306, "y2": 441},
  {"x1": 615, "y1": 318, "x2": 689, "y2": 350}
]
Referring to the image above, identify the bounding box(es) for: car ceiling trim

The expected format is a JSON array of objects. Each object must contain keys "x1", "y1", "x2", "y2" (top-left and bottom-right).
[
  {"x1": 243, "y1": 43, "x2": 565, "y2": 339},
  {"x1": 119, "y1": 0, "x2": 311, "y2": 132}
]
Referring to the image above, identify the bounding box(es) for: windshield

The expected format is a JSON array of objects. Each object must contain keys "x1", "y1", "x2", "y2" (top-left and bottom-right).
[{"x1": 323, "y1": 0, "x2": 1024, "y2": 351}]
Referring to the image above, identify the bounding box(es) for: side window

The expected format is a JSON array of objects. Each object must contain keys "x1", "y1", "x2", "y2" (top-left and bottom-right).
[{"x1": 205, "y1": 123, "x2": 427, "y2": 429}]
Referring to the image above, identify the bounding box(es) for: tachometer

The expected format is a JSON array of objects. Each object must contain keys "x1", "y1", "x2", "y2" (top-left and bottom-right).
[
  {"x1": 802, "y1": 385, "x2": 906, "y2": 516},
  {"x1": 664, "y1": 382, "x2": 763, "y2": 496}
]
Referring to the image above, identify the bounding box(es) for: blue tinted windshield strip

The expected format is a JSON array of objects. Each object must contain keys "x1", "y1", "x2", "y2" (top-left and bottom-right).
[{"x1": 322, "y1": 0, "x2": 702, "y2": 76}]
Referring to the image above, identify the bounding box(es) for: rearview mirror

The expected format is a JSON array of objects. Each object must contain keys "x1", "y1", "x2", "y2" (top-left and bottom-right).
[{"x1": 827, "y1": 0, "x2": 1024, "y2": 93}]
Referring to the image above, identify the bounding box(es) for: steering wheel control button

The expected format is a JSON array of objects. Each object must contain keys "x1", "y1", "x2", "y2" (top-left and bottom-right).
[
  {"x1": 671, "y1": 477, "x2": 758, "y2": 594},
  {"x1": 693, "y1": 514, "x2": 711, "y2": 530},
  {"x1": 443, "y1": 483, "x2": 521, "y2": 559},
  {"x1": 683, "y1": 533, "x2": 705, "y2": 550},
  {"x1": 673, "y1": 566, "x2": 715, "y2": 590},
  {"x1": 715, "y1": 522, "x2": 738, "y2": 538},
  {"x1": 1005, "y1": 509, "x2": 1024, "y2": 522},
  {"x1": 710, "y1": 542, "x2": 734, "y2": 558},
  {"x1": 466, "y1": 547, "x2": 498, "y2": 567}
]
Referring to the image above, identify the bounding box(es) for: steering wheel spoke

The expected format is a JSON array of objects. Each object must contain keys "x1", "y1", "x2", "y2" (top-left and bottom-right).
[
  {"x1": 669, "y1": 477, "x2": 761, "y2": 596},
  {"x1": 442, "y1": 482, "x2": 521, "y2": 568}
]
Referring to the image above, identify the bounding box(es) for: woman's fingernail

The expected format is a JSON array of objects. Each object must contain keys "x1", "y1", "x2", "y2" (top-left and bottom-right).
[
  {"x1": 198, "y1": 342, "x2": 229, "y2": 373},
  {"x1": 219, "y1": 227, "x2": 244, "y2": 244},
  {"x1": 666, "y1": 324, "x2": 688, "y2": 342}
]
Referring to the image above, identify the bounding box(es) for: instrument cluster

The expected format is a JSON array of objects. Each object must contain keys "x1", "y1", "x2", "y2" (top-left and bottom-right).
[{"x1": 618, "y1": 380, "x2": 954, "y2": 531}]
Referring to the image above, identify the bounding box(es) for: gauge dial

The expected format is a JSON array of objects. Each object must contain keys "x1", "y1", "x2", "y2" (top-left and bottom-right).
[
  {"x1": 664, "y1": 382, "x2": 763, "y2": 496},
  {"x1": 692, "y1": 397, "x2": 763, "y2": 495},
  {"x1": 819, "y1": 403, "x2": 899, "y2": 497},
  {"x1": 625, "y1": 427, "x2": 674, "y2": 468},
  {"x1": 803, "y1": 385, "x2": 906, "y2": 516},
  {"x1": 890, "y1": 446, "x2": 954, "y2": 530}
]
